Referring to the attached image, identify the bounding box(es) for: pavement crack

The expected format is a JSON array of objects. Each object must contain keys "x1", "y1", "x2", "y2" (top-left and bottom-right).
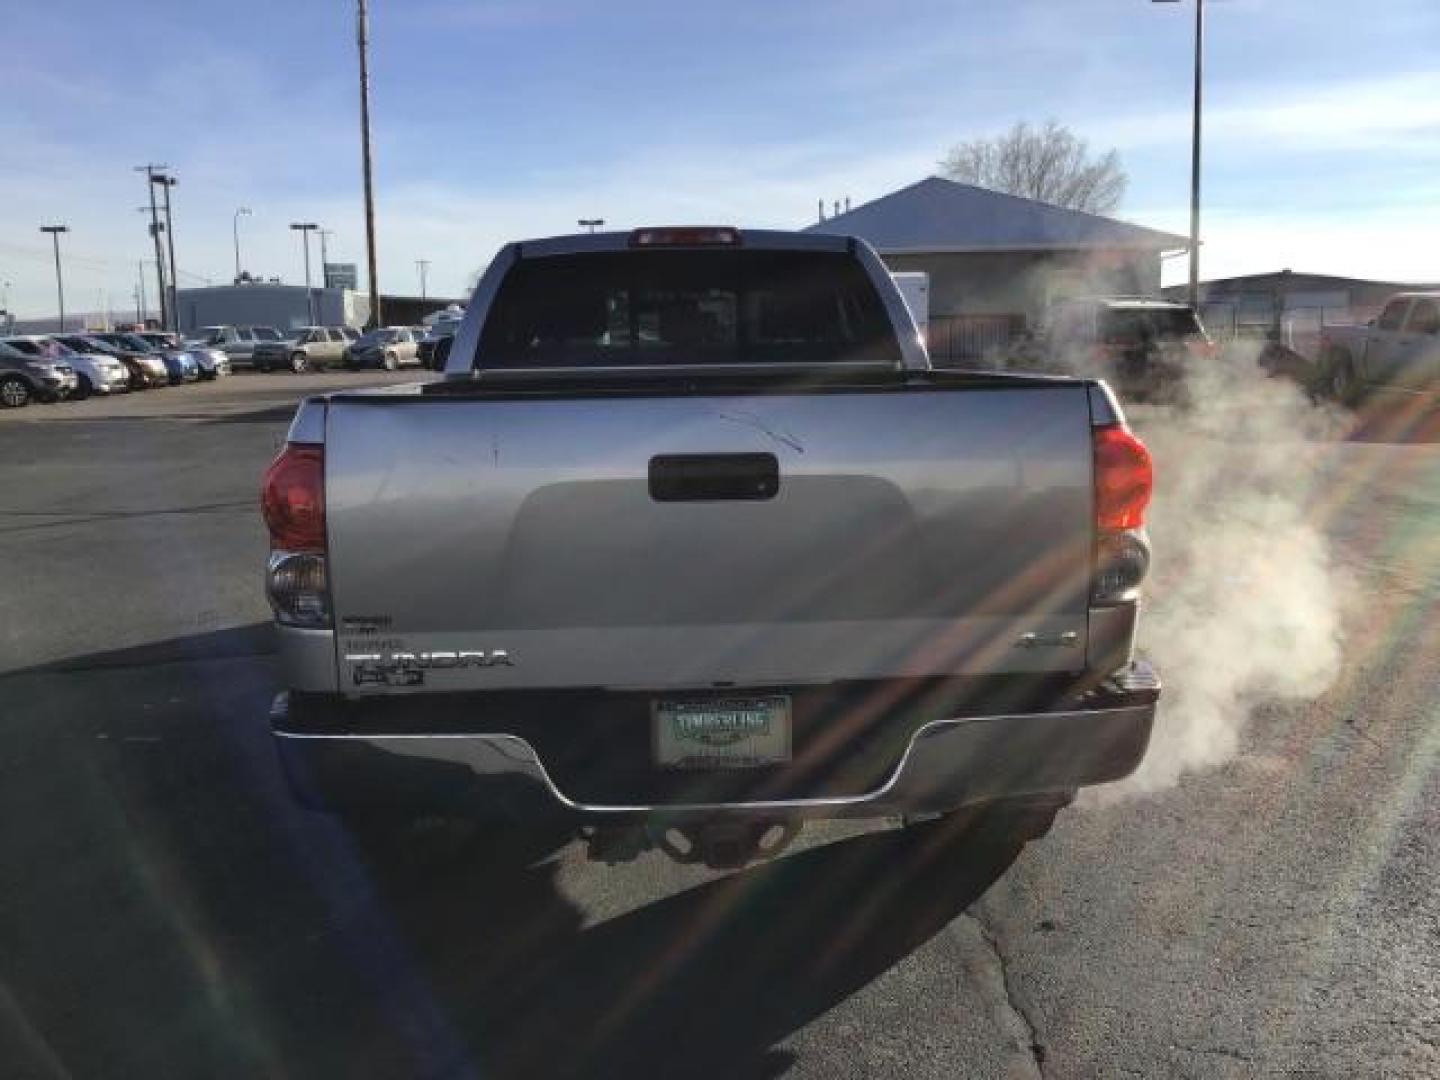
[{"x1": 966, "y1": 909, "x2": 1047, "y2": 1078}]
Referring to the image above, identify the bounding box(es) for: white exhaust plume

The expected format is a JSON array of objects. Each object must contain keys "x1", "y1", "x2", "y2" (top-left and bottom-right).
[{"x1": 1097, "y1": 342, "x2": 1352, "y2": 797}]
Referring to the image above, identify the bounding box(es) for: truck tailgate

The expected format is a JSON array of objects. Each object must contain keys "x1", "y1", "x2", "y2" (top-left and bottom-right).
[{"x1": 324, "y1": 384, "x2": 1095, "y2": 693}]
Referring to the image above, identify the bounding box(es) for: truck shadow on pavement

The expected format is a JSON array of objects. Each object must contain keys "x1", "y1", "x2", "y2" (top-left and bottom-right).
[
  {"x1": 0, "y1": 628, "x2": 1023, "y2": 1080},
  {"x1": 351, "y1": 816, "x2": 1024, "y2": 1080}
]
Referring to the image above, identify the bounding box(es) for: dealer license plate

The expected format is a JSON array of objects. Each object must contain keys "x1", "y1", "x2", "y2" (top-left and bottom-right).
[{"x1": 653, "y1": 696, "x2": 792, "y2": 769}]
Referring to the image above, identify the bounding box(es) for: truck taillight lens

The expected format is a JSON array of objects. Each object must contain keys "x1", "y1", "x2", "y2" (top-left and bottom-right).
[
  {"x1": 261, "y1": 444, "x2": 325, "y2": 552},
  {"x1": 263, "y1": 444, "x2": 330, "y2": 627},
  {"x1": 1092, "y1": 424, "x2": 1153, "y2": 603},
  {"x1": 1092, "y1": 531, "x2": 1150, "y2": 603},
  {"x1": 267, "y1": 551, "x2": 331, "y2": 627},
  {"x1": 1093, "y1": 425, "x2": 1152, "y2": 531}
]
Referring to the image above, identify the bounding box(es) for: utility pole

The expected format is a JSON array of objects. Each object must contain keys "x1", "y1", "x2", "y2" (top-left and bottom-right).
[
  {"x1": 291, "y1": 222, "x2": 319, "y2": 323},
  {"x1": 356, "y1": 0, "x2": 382, "y2": 328},
  {"x1": 416, "y1": 259, "x2": 430, "y2": 300},
  {"x1": 155, "y1": 173, "x2": 180, "y2": 332},
  {"x1": 40, "y1": 225, "x2": 69, "y2": 331},
  {"x1": 233, "y1": 207, "x2": 251, "y2": 282},
  {"x1": 136, "y1": 165, "x2": 170, "y2": 329}
]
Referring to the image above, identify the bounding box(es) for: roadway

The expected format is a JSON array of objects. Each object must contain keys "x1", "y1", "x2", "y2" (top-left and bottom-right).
[{"x1": 1, "y1": 372, "x2": 1436, "y2": 1078}]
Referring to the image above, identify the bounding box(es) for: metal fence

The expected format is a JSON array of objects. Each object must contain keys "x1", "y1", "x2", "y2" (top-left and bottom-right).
[{"x1": 927, "y1": 314, "x2": 1025, "y2": 367}]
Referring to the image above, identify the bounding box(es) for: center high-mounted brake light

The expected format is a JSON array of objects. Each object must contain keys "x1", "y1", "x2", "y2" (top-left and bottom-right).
[
  {"x1": 1092, "y1": 425, "x2": 1153, "y2": 531},
  {"x1": 629, "y1": 226, "x2": 741, "y2": 248},
  {"x1": 262, "y1": 443, "x2": 326, "y2": 552}
]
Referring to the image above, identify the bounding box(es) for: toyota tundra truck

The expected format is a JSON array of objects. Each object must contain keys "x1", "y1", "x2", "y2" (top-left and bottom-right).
[{"x1": 263, "y1": 227, "x2": 1160, "y2": 869}]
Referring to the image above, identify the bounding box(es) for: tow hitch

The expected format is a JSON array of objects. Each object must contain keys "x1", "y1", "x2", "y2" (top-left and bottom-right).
[{"x1": 584, "y1": 820, "x2": 802, "y2": 870}]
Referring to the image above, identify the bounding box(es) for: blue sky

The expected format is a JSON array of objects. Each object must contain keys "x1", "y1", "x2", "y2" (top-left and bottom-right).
[{"x1": 3, "y1": 0, "x2": 1438, "y2": 317}]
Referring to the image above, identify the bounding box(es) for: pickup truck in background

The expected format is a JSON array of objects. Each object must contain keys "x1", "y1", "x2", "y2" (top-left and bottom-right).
[
  {"x1": 1320, "y1": 291, "x2": 1440, "y2": 403},
  {"x1": 263, "y1": 227, "x2": 1161, "y2": 870}
]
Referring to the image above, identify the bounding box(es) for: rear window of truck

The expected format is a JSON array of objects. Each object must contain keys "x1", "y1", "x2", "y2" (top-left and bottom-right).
[
  {"x1": 476, "y1": 250, "x2": 902, "y2": 368},
  {"x1": 1100, "y1": 307, "x2": 1204, "y2": 344}
]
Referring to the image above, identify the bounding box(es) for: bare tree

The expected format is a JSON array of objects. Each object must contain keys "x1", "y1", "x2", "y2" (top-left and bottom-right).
[{"x1": 940, "y1": 120, "x2": 1127, "y2": 215}]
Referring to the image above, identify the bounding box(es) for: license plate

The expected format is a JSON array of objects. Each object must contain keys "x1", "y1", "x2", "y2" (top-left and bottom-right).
[{"x1": 653, "y1": 696, "x2": 792, "y2": 769}]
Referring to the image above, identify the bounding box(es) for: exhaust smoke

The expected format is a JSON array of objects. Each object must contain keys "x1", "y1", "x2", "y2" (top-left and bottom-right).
[{"x1": 1096, "y1": 342, "x2": 1352, "y2": 797}]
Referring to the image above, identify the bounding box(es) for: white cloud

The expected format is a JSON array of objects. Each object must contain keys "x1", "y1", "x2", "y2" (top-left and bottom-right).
[{"x1": 1101, "y1": 70, "x2": 1440, "y2": 155}]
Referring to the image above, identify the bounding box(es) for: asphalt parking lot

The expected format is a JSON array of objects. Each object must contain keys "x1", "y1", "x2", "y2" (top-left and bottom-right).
[{"x1": 1, "y1": 374, "x2": 1437, "y2": 1078}]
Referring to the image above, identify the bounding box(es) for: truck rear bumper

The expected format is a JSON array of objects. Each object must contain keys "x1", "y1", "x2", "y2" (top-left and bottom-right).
[{"x1": 271, "y1": 661, "x2": 1159, "y2": 821}]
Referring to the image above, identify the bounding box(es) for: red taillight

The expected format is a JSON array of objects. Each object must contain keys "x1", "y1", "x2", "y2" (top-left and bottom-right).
[
  {"x1": 1093, "y1": 425, "x2": 1152, "y2": 530},
  {"x1": 261, "y1": 444, "x2": 325, "y2": 552},
  {"x1": 629, "y1": 226, "x2": 741, "y2": 247}
]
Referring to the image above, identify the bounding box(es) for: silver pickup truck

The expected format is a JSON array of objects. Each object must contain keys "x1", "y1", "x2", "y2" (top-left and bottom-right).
[
  {"x1": 263, "y1": 227, "x2": 1160, "y2": 869},
  {"x1": 1320, "y1": 291, "x2": 1440, "y2": 403}
]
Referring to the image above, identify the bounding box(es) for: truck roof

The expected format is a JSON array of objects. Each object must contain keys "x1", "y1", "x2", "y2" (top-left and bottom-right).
[{"x1": 511, "y1": 227, "x2": 854, "y2": 259}]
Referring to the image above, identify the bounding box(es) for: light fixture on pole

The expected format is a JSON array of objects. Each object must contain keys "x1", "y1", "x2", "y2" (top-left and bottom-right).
[
  {"x1": 233, "y1": 207, "x2": 252, "y2": 281},
  {"x1": 578, "y1": 218, "x2": 604, "y2": 234},
  {"x1": 290, "y1": 222, "x2": 320, "y2": 324},
  {"x1": 1153, "y1": 0, "x2": 1204, "y2": 306},
  {"x1": 39, "y1": 225, "x2": 70, "y2": 331}
]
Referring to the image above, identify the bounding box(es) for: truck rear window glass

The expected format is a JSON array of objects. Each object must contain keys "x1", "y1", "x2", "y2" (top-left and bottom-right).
[
  {"x1": 477, "y1": 250, "x2": 901, "y2": 368},
  {"x1": 1100, "y1": 308, "x2": 1203, "y2": 344}
]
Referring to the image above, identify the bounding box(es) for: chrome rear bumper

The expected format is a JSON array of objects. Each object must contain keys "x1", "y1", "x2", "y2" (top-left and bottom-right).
[{"x1": 272, "y1": 662, "x2": 1158, "y2": 821}]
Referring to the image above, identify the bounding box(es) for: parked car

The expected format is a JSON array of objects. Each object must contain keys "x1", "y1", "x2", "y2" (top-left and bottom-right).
[
  {"x1": 417, "y1": 329, "x2": 456, "y2": 370},
  {"x1": 1320, "y1": 292, "x2": 1440, "y2": 404},
  {"x1": 88, "y1": 333, "x2": 173, "y2": 388},
  {"x1": 265, "y1": 226, "x2": 1161, "y2": 872},
  {"x1": 22, "y1": 336, "x2": 130, "y2": 398},
  {"x1": 133, "y1": 332, "x2": 229, "y2": 379},
  {"x1": 56, "y1": 334, "x2": 163, "y2": 391},
  {"x1": 253, "y1": 326, "x2": 353, "y2": 373},
  {"x1": 344, "y1": 326, "x2": 422, "y2": 370},
  {"x1": 1016, "y1": 296, "x2": 1215, "y2": 402},
  {"x1": 193, "y1": 325, "x2": 285, "y2": 368},
  {"x1": 0, "y1": 338, "x2": 79, "y2": 406},
  {"x1": 111, "y1": 332, "x2": 198, "y2": 383}
]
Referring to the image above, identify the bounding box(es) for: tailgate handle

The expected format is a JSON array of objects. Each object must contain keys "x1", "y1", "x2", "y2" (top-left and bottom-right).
[{"x1": 649, "y1": 453, "x2": 779, "y2": 502}]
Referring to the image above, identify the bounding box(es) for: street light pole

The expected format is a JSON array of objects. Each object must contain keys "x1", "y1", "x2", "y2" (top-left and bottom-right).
[
  {"x1": 291, "y1": 222, "x2": 319, "y2": 324},
  {"x1": 1153, "y1": 0, "x2": 1204, "y2": 306},
  {"x1": 40, "y1": 225, "x2": 69, "y2": 331},
  {"x1": 1187, "y1": 0, "x2": 1204, "y2": 307},
  {"x1": 416, "y1": 259, "x2": 430, "y2": 301},
  {"x1": 357, "y1": 0, "x2": 382, "y2": 328},
  {"x1": 233, "y1": 207, "x2": 252, "y2": 282}
]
